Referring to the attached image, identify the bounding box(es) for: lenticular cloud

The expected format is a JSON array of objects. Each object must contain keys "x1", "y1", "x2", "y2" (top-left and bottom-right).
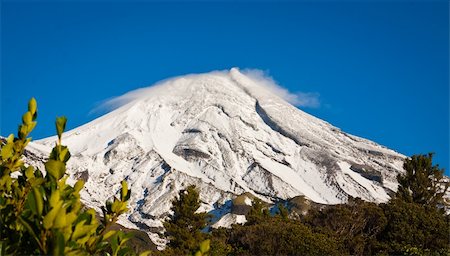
[{"x1": 92, "y1": 68, "x2": 320, "y2": 114}]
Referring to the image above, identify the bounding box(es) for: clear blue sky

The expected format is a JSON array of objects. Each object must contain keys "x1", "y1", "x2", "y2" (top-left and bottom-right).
[{"x1": 1, "y1": 1, "x2": 449, "y2": 174}]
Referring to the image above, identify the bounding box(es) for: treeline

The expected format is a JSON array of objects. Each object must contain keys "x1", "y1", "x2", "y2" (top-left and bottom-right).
[
  {"x1": 159, "y1": 154, "x2": 449, "y2": 256},
  {"x1": 1, "y1": 99, "x2": 449, "y2": 256}
]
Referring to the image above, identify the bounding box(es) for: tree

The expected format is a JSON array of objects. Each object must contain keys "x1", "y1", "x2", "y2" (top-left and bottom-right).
[
  {"x1": 378, "y1": 153, "x2": 450, "y2": 255},
  {"x1": 163, "y1": 185, "x2": 209, "y2": 255},
  {"x1": 0, "y1": 98, "x2": 142, "y2": 255},
  {"x1": 396, "y1": 153, "x2": 448, "y2": 207},
  {"x1": 245, "y1": 198, "x2": 270, "y2": 225},
  {"x1": 380, "y1": 199, "x2": 449, "y2": 255}
]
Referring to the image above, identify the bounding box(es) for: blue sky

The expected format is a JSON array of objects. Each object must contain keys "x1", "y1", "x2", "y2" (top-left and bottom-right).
[{"x1": 1, "y1": 1, "x2": 449, "y2": 174}]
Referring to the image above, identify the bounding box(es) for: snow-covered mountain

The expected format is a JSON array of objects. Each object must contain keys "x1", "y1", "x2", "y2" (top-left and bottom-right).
[{"x1": 26, "y1": 68, "x2": 405, "y2": 244}]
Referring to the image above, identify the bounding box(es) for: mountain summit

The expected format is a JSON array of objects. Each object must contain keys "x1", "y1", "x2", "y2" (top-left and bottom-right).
[{"x1": 29, "y1": 68, "x2": 404, "y2": 241}]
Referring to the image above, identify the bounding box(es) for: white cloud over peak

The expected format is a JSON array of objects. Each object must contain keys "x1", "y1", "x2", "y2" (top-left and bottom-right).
[
  {"x1": 91, "y1": 68, "x2": 320, "y2": 114},
  {"x1": 241, "y1": 69, "x2": 320, "y2": 108}
]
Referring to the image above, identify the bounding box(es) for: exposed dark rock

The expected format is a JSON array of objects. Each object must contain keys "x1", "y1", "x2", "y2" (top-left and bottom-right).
[
  {"x1": 303, "y1": 149, "x2": 340, "y2": 175},
  {"x1": 288, "y1": 195, "x2": 324, "y2": 216},
  {"x1": 265, "y1": 142, "x2": 284, "y2": 155},
  {"x1": 173, "y1": 147, "x2": 210, "y2": 161},
  {"x1": 231, "y1": 192, "x2": 255, "y2": 215},
  {"x1": 22, "y1": 148, "x2": 47, "y2": 163},
  {"x1": 107, "y1": 223, "x2": 158, "y2": 252},
  {"x1": 350, "y1": 164, "x2": 383, "y2": 183},
  {"x1": 368, "y1": 150, "x2": 384, "y2": 157},
  {"x1": 182, "y1": 128, "x2": 202, "y2": 134},
  {"x1": 76, "y1": 170, "x2": 89, "y2": 182}
]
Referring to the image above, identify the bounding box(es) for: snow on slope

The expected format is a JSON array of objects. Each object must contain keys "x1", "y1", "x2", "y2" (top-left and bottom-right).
[{"x1": 28, "y1": 68, "x2": 405, "y2": 243}]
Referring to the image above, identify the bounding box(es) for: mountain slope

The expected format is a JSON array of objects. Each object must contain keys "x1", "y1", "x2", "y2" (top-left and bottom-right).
[{"x1": 28, "y1": 68, "x2": 405, "y2": 243}]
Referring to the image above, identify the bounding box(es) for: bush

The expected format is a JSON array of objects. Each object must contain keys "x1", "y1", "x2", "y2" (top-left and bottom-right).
[
  {"x1": 305, "y1": 198, "x2": 387, "y2": 256},
  {"x1": 211, "y1": 218, "x2": 342, "y2": 256},
  {"x1": 0, "y1": 98, "x2": 146, "y2": 255}
]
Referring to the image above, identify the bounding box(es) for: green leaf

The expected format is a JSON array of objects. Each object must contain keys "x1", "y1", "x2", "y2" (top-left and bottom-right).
[
  {"x1": 22, "y1": 112, "x2": 32, "y2": 125},
  {"x1": 49, "y1": 190, "x2": 61, "y2": 208},
  {"x1": 56, "y1": 116, "x2": 67, "y2": 140},
  {"x1": 45, "y1": 159, "x2": 66, "y2": 180},
  {"x1": 111, "y1": 201, "x2": 121, "y2": 213},
  {"x1": 0, "y1": 241, "x2": 5, "y2": 256},
  {"x1": 103, "y1": 230, "x2": 116, "y2": 240},
  {"x1": 27, "y1": 190, "x2": 38, "y2": 216},
  {"x1": 28, "y1": 97, "x2": 37, "y2": 115},
  {"x1": 6, "y1": 133, "x2": 14, "y2": 143},
  {"x1": 121, "y1": 180, "x2": 128, "y2": 201},
  {"x1": 110, "y1": 232, "x2": 119, "y2": 253},
  {"x1": 73, "y1": 180, "x2": 84, "y2": 194},
  {"x1": 18, "y1": 124, "x2": 28, "y2": 139},
  {"x1": 199, "y1": 239, "x2": 210, "y2": 254},
  {"x1": 52, "y1": 231, "x2": 65, "y2": 256},
  {"x1": 194, "y1": 251, "x2": 202, "y2": 256},
  {"x1": 27, "y1": 122, "x2": 37, "y2": 134},
  {"x1": 59, "y1": 146, "x2": 71, "y2": 162},
  {"x1": 65, "y1": 212, "x2": 77, "y2": 226},
  {"x1": 53, "y1": 207, "x2": 67, "y2": 228},
  {"x1": 25, "y1": 166, "x2": 35, "y2": 179},
  {"x1": 27, "y1": 187, "x2": 44, "y2": 217},
  {"x1": 72, "y1": 220, "x2": 96, "y2": 242},
  {"x1": 139, "y1": 251, "x2": 152, "y2": 256},
  {"x1": 30, "y1": 177, "x2": 45, "y2": 187},
  {"x1": 117, "y1": 247, "x2": 131, "y2": 256},
  {"x1": 43, "y1": 200, "x2": 63, "y2": 229},
  {"x1": 1, "y1": 143, "x2": 13, "y2": 160}
]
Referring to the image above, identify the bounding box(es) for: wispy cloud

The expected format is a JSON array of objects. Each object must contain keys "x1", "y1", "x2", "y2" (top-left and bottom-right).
[
  {"x1": 241, "y1": 69, "x2": 320, "y2": 108},
  {"x1": 89, "y1": 86, "x2": 160, "y2": 115},
  {"x1": 90, "y1": 68, "x2": 321, "y2": 114}
]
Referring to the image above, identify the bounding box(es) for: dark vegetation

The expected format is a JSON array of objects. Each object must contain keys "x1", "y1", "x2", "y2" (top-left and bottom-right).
[
  {"x1": 160, "y1": 148, "x2": 449, "y2": 256},
  {"x1": 162, "y1": 185, "x2": 210, "y2": 256},
  {"x1": 1, "y1": 99, "x2": 449, "y2": 255}
]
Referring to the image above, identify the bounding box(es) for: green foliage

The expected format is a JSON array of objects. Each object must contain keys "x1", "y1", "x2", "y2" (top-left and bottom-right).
[
  {"x1": 193, "y1": 239, "x2": 210, "y2": 256},
  {"x1": 208, "y1": 153, "x2": 450, "y2": 256},
  {"x1": 396, "y1": 153, "x2": 448, "y2": 207},
  {"x1": 379, "y1": 199, "x2": 449, "y2": 255},
  {"x1": 211, "y1": 218, "x2": 342, "y2": 256},
  {"x1": 245, "y1": 198, "x2": 270, "y2": 225},
  {"x1": 163, "y1": 185, "x2": 210, "y2": 255},
  {"x1": 208, "y1": 228, "x2": 233, "y2": 256},
  {"x1": 305, "y1": 198, "x2": 387, "y2": 256},
  {"x1": 379, "y1": 153, "x2": 450, "y2": 255},
  {"x1": 0, "y1": 98, "x2": 147, "y2": 255},
  {"x1": 275, "y1": 203, "x2": 289, "y2": 220}
]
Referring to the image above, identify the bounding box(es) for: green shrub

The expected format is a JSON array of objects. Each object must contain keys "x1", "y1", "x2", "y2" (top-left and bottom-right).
[
  {"x1": 305, "y1": 198, "x2": 387, "y2": 256},
  {"x1": 0, "y1": 98, "x2": 147, "y2": 256},
  {"x1": 211, "y1": 218, "x2": 343, "y2": 256},
  {"x1": 245, "y1": 198, "x2": 270, "y2": 225}
]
